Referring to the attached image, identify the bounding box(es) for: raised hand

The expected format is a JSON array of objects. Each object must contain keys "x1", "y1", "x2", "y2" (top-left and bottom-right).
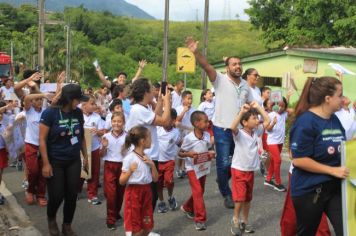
[
  {"x1": 139, "y1": 59, "x2": 147, "y2": 69},
  {"x1": 57, "y1": 71, "x2": 66, "y2": 84},
  {"x1": 185, "y1": 37, "x2": 199, "y2": 54},
  {"x1": 241, "y1": 104, "x2": 250, "y2": 113}
]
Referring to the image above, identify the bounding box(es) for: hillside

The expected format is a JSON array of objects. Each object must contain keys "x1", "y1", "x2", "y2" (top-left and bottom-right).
[{"x1": 1, "y1": 0, "x2": 154, "y2": 19}]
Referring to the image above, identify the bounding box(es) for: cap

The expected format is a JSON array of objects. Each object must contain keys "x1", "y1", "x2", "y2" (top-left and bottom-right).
[{"x1": 61, "y1": 84, "x2": 89, "y2": 102}]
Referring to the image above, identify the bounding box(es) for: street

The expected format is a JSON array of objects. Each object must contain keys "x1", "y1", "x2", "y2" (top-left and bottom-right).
[{"x1": 3, "y1": 158, "x2": 291, "y2": 236}]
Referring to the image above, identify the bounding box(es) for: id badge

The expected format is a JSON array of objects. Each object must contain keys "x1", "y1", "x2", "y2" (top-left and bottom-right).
[{"x1": 70, "y1": 136, "x2": 78, "y2": 145}]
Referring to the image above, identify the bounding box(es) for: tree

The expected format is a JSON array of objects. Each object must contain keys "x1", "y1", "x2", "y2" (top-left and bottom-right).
[{"x1": 245, "y1": 0, "x2": 355, "y2": 48}]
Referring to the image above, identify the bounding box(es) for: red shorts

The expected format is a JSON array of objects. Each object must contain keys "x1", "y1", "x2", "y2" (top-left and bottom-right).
[
  {"x1": 0, "y1": 148, "x2": 8, "y2": 169},
  {"x1": 231, "y1": 168, "x2": 254, "y2": 202},
  {"x1": 124, "y1": 184, "x2": 153, "y2": 233},
  {"x1": 158, "y1": 160, "x2": 175, "y2": 189}
]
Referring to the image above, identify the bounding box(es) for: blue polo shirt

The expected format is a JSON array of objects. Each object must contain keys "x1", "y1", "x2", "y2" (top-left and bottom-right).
[
  {"x1": 290, "y1": 111, "x2": 345, "y2": 197},
  {"x1": 40, "y1": 107, "x2": 84, "y2": 161}
]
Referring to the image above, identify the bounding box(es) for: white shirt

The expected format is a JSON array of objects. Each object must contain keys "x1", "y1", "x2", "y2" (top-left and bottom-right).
[
  {"x1": 83, "y1": 112, "x2": 105, "y2": 151},
  {"x1": 198, "y1": 101, "x2": 215, "y2": 120},
  {"x1": 180, "y1": 131, "x2": 211, "y2": 171},
  {"x1": 171, "y1": 90, "x2": 182, "y2": 109},
  {"x1": 335, "y1": 108, "x2": 356, "y2": 140},
  {"x1": 232, "y1": 125, "x2": 264, "y2": 171},
  {"x1": 267, "y1": 111, "x2": 288, "y2": 145},
  {"x1": 102, "y1": 131, "x2": 126, "y2": 162},
  {"x1": 1, "y1": 86, "x2": 14, "y2": 100},
  {"x1": 212, "y1": 72, "x2": 253, "y2": 128},
  {"x1": 122, "y1": 151, "x2": 152, "y2": 185},
  {"x1": 0, "y1": 124, "x2": 6, "y2": 149},
  {"x1": 249, "y1": 86, "x2": 263, "y2": 107},
  {"x1": 24, "y1": 107, "x2": 43, "y2": 146},
  {"x1": 176, "y1": 105, "x2": 196, "y2": 136},
  {"x1": 157, "y1": 126, "x2": 181, "y2": 162},
  {"x1": 126, "y1": 104, "x2": 159, "y2": 160}
]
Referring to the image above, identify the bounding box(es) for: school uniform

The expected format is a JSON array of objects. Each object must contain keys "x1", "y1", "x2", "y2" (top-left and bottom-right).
[
  {"x1": 0, "y1": 124, "x2": 8, "y2": 169},
  {"x1": 24, "y1": 107, "x2": 46, "y2": 198},
  {"x1": 266, "y1": 111, "x2": 288, "y2": 185},
  {"x1": 83, "y1": 112, "x2": 105, "y2": 200},
  {"x1": 171, "y1": 91, "x2": 182, "y2": 109},
  {"x1": 231, "y1": 125, "x2": 263, "y2": 202},
  {"x1": 198, "y1": 101, "x2": 215, "y2": 136},
  {"x1": 102, "y1": 131, "x2": 126, "y2": 225},
  {"x1": 122, "y1": 151, "x2": 154, "y2": 233},
  {"x1": 157, "y1": 127, "x2": 181, "y2": 191},
  {"x1": 180, "y1": 131, "x2": 211, "y2": 223},
  {"x1": 175, "y1": 105, "x2": 196, "y2": 137}
]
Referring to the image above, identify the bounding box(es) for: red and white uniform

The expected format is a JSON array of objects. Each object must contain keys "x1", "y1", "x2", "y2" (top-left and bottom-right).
[
  {"x1": 122, "y1": 151, "x2": 154, "y2": 233},
  {"x1": 0, "y1": 123, "x2": 8, "y2": 169},
  {"x1": 102, "y1": 131, "x2": 126, "y2": 225}
]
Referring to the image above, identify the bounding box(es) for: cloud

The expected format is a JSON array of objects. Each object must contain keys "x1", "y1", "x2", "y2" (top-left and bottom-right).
[{"x1": 126, "y1": 0, "x2": 250, "y2": 21}]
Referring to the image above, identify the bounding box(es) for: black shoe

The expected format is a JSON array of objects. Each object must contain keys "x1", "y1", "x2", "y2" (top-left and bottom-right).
[
  {"x1": 274, "y1": 184, "x2": 287, "y2": 192},
  {"x1": 224, "y1": 195, "x2": 234, "y2": 209},
  {"x1": 264, "y1": 180, "x2": 275, "y2": 188},
  {"x1": 106, "y1": 223, "x2": 116, "y2": 230}
]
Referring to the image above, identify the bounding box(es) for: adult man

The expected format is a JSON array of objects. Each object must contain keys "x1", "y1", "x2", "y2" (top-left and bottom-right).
[{"x1": 186, "y1": 37, "x2": 252, "y2": 209}]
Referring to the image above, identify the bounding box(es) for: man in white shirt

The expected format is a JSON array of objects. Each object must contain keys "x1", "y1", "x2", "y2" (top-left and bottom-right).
[{"x1": 186, "y1": 37, "x2": 252, "y2": 209}]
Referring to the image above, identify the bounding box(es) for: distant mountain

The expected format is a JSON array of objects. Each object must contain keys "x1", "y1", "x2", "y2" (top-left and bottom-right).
[{"x1": 1, "y1": 0, "x2": 155, "y2": 19}]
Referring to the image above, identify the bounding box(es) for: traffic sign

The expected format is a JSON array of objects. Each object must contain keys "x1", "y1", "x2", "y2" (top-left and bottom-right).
[{"x1": 176, "y1": 47, "x2": 196, "y2": 73}]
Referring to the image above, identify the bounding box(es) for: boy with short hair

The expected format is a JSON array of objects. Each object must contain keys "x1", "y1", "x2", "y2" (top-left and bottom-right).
[{"x1": 230, "y1": 102, "x2": 270, "y2": 236}]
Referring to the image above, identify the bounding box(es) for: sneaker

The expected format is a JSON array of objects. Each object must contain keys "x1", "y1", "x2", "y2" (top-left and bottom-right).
[
  {"x1": 180, "y1": 205, "x2": 194, "y2": 219},
  {"x1": 16, "y1": 161, "x2": 23, "y2": 171},
  {"x1": 195, "y1": 222, "x2": 207, "y2": 231},
  {"x1": 224, "y1": 195, "x2": 234, "y2": 209},
  {"x1": 176, "y1": 170, "x2": 184, "y2": 179},
  {"x1": 244, "y1": 223, "x2": 255, "y2": 233},
  {"x1": 157, "y1": 201, "x2": 168, "y2": 213},
  {"x1": 231, "y1": 218, "x2": 242, "y2": 236},
  {"x1": 264, "y1": 180, "x2": 276, "y2": 188},
  {"x1": 25, "y1": 192, "x2": 35, "y2": 205},
  {"x1": 88, "y1": 197, "x2": 102, "y2": 205},
  {"x1": 22, "y1": 180, "x2": 29, "y2": 190},
  {"x1": 274, "y1": 184, "x2": 287, "y2": 192},
  {"x1": 9, "y1": 161, "x2": 17, "y2": 167},
  {"x1": 181, "y1": 170, "x2": 187, "y2": 178},
  {"x1": 168, "y1": 197, "x2": 178, "y2": 210},
  {"x1": 106, "y1": 223, "x2": 116, "y2": 231},
  {"x1": 148, "y1": 232, "x2": 160, "y2": 236}
]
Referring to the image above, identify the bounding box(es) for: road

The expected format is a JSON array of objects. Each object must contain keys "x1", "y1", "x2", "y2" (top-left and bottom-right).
[{"x1": 3, "y1": 158, "x2": 291, "y2": 236}]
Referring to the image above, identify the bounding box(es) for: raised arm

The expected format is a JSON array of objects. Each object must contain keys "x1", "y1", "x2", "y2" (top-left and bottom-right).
[
  {"x1": 250, "y1": 101, "x2": 270, "y2": 129},
  {"x1": 231, "y1": 104, "x2": 250, "y2": 133},
  {"x1": 23, "y1": 93, "x2": 46, "y2": 111},
  {"x1": 186, "y1": 37, "x2": 217, "y2": 83},
  {"x1": 152, "y1": 88, "x2": 171, "y2": 127},
  {"x1": 96, "y1": 66, "x2": 111, "y2": 88},
  {"x1": 131, "y1": 60, "x2": 147, "y2": 83}
]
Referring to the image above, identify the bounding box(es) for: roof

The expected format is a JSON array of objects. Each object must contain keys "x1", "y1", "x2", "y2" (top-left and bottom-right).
[{"x1": 212, "y1": 47, "x2": 356, "y2": 68}]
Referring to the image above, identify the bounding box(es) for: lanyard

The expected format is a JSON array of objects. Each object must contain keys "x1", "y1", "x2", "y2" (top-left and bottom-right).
[
  {"x1": 59, "y1": 109, "x2": 74, "y2": 137},
  {"x1": 228, "y1": 78, "x2": 242, "y2": 97}
]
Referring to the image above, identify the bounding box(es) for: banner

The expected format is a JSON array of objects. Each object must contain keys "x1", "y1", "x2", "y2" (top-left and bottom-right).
[
  {"x1": 193, "y1": 152, "x2": 212, "y2": 179},
  {"x1": 341, "y1": 139, "x2": 356, "y2": 236}
]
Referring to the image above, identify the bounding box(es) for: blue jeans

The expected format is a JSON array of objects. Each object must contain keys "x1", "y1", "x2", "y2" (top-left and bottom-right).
[{"x1": 213, "y1": 125, "x2": 235, "y2": 197}]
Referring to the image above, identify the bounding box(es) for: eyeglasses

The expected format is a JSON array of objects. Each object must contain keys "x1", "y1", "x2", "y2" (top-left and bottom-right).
[{"x1": 250, "y1": 74, "x2": 260, "y2": 77}]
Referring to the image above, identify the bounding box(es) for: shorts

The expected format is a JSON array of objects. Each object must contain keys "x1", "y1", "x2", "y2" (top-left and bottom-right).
[
  {"x1": 0, "y1": 148, "x2": 8, "y2": 169},
  {"x1": 124, "y1": 184, "x2": 153, "y2": 233},
  {"x1": 158, "y1": 160, "x2": 175, "y2": 189},
  {"x1": 231, "y1": 168, "x2": 254, "y2": 202}
]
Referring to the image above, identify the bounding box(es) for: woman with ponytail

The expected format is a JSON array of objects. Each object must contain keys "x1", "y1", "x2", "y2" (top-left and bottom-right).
[{"x1": 289, "y1": 76, "x2": 349, "y2": 236}]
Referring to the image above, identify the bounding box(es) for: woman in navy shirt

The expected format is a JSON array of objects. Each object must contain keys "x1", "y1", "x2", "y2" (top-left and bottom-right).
[
  {"x1": 39, "y1": 84, "x2": 89, "y2": 236},
  {"x1": 290, "y1": 76, "x2": 349, "y2": 236}
]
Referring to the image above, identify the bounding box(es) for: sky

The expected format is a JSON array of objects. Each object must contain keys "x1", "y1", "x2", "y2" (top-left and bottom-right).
[{"x1": 125, "y1": 0, "x2": 250, "y2": 21}]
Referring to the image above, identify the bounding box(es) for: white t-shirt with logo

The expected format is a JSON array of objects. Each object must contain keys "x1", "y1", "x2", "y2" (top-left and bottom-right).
[
  {"x1": 180, "y1": 131, "x2": 211, "y2": 171},
  {"x1": 267, "y1": 111, "x2": 288, "y2": 145},
  {"x1": 102, "y1": 131, "x2": 126, "y2": 162},
  {"x1": 83, "y1": 112, "x2": 105, "y2": 151},
  {"x1": 232, "y1": 125, "x2": 264, "y2": 171},
  {"x1": 157, "y1": 126, "x2": 181, "y2": 162},
  {"x1": 335, "y1": 108, "x2": 356, "y2": 140},
  {"x1": 171, "y1": 90, "x2": 182, "y2": 109},
  {"x1": 122, "y1": 151, "x2": 152, "y2": 185},
  {"x1": 212, "y1": 72, "x2": 253, "y2": 129},
  {"x1": 25, "y1": 107, "x2": 43, "y2": 146},
  {"x1": 198, "y1": 101, "x2": 215, "y2": 121},
  {"x1": 126, "y1": 104, "x2": 159, "y2": 160}
]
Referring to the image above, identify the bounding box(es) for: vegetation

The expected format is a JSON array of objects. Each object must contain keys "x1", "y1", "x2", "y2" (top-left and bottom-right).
[{"x1": 0, "y1": 3, "x2": 266, "y2": 88}]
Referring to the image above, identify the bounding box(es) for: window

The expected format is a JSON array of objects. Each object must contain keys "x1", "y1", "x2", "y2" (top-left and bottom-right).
[{"x1": 260, "y1": 76, "x2": 282, "y2": 87}]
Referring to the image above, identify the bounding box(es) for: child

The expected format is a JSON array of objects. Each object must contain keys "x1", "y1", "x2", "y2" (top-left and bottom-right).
[
  {"x1": 264, "y1": 97, "x2": 290, "y2": 192},
  {"x1": 120, "y1": 126, "x2": 159, "y2": 236},
  {"x1": 0, "y1": 101, "x2": 10, "y2": 204},
  {"x1": 100, "y1": 112, "x2": 126, "y2": 230},
  {"x1": 198, "y1": 89, "x2": 215, "y2": 137},
  {"x1": 175, "y1": 90, "x2": 196, "y2": 178},
  {"x1": 81, "y1": 95, "x2": 105, "y2": 205},
  {"x1": 23, "y1": 92, "x2": 48, "y2": 206},
  {"x1": 157, "y1": 109, "x2": 181, "y2": 213},
  {"x1": 230, "y1": 102, "x2": 270, "y2": 236},
  {"x1": 104, "y1": 98, "x2": 124, "y2": 131},
  {"x1": 179, "y1": 111, "x2": 214, "y2": 231}
]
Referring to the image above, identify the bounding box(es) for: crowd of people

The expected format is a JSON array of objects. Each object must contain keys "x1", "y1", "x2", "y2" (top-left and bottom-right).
[{"x1": 0, "y1": 37, "x2": 355, "y2": 236}]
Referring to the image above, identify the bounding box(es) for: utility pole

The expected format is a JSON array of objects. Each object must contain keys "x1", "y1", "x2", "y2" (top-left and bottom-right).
[
  {"x1": 162, "y1": 0, "x2": 169, "y2": 82},
  {"x1": 10, "y1": 41, "x2": 14, "y2": 76},
  {"x1": 38, "y1": 0, "x2": 45, "y2": 78},
  {"x1": 201, "y1": 0, "x2": 209, "y2": 89},
  {"x1": 65, "y1": 25, "x2": 71, "y2": 83}
]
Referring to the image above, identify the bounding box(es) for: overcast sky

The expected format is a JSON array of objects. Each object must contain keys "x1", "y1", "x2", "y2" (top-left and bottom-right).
[{"x1": 125, "y1": 0, "x2": 250, "y2": 21}]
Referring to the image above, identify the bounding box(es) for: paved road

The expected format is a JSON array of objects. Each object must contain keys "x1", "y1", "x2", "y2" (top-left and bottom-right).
[{"x1": 4, "y1": 158, "x2": 291, "y2": 236}]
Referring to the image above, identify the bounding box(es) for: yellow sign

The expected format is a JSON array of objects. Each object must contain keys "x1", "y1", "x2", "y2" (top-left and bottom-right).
[
  {"x1": 342, "y1": 139, "x2": 356, "y2": 235},
  {"x1": 176, "y1": 47, "x2": 196, "y2": 73}
]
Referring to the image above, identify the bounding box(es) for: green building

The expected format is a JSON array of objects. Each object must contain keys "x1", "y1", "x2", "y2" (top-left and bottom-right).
[{"x1": 212, "y1": 47, "x2": 356, "y2": 104}]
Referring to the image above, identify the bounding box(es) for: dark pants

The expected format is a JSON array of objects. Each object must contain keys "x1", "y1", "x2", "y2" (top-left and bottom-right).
[
  {"x1": 151, "y1": 160, "x2": 159, "y2": 210},
  {"x1": 292, "y1": 179, "x2": 343, "y2": 236},
  {"x1": 213, "y1": 125, "x2": 234, "y2": 197},
  {"x1": 47, "y1": 158, "x2": 81, "y2": 224}
]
